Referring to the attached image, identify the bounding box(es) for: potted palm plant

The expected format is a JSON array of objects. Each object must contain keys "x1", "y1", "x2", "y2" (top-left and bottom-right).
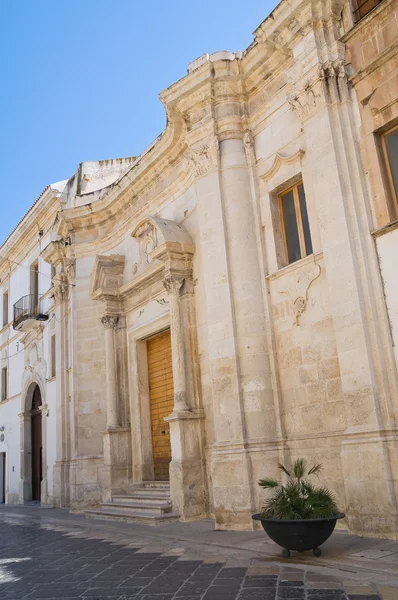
[{"x1": 252, "y1": 458, "x2": 345, "y2": 557}]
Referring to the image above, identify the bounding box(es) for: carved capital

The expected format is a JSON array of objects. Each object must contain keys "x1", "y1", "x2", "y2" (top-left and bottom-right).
[
  {"x1": 101, "y1": 315, "x2": 119, "y2": 330},
  {"x1": 164, "y1": 277, "x2": 185, "y2": 296},
  {"x1": 185, "y1": 136, "x2": 219, "y2": 178},
  {"x1": 53, "y1": 276, "x2": 68, "y2": 305},
  {"x1": 288, "y1": 60, "x2": 349, "y2": 122}
]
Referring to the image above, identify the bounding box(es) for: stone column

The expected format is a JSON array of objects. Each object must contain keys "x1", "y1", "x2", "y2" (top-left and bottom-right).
[
  {"x1": 101, "y1": 315, "x2": 119, "y2": 429},
  {"x1": 52, "y1": 276, "x2": 71, "y2": 507},
  {"x1": 164, "y1": 278, "x2": 190, "y2": 413},
  {"x1": 18, "y1": 411, "x2": 31, "y2": 503},
  {"x1": 101, "y1": 314, "x2": 131, "y2": 502}
]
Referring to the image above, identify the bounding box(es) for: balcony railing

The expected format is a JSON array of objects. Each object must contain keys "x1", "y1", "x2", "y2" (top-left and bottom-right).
[
  {"x1": 13, "y1": 294, "x2": 48, "y2": 331},
  {"x1": 354, "y1": 0, "x2": 383, "y2": 22}
]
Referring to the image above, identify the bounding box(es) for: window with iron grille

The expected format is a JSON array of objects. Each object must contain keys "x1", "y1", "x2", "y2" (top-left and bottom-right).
[{"x1": 354, "y1": 0, "x2": 383, "y2": 22}]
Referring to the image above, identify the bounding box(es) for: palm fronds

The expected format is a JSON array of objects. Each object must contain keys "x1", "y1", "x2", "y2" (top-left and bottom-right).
[
  {"x1": 258, "y1": 478, "x2": 279, "y2": 489},
  {"x1": 258, "y1": 458, "x2": 339, "y2": 520}
]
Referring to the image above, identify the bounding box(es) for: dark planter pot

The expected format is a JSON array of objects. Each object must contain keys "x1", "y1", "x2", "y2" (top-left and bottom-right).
[{"x1": 252, "y1": 512, "x2": 345, "y2": 558}]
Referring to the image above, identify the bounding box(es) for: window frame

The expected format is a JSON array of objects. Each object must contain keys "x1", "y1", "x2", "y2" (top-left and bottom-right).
[
  {"x1": 278, "y1": 180, "x2": 312, "y2": 266},
  {"x1": 381, "y1": 124, "x2": 398, "y2": 211},
  {"x1": 353, "y1": 0, "x2": 383, "y2": 22},
  {"x1": 1, "y1": 367, "x2": 7, "y2": 402},
  {"x1": 50, "y1": 334, "x2": 56, "y2": 379},
  {"x1": 2, "y1": 291, "x2": 8, "y2": 328}
]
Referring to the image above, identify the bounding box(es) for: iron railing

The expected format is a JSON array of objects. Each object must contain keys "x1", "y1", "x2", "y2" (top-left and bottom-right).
[
  {"x1": 353, "y1": 0, "x2": 383, "y2": 22},
  {"x1": 13, "y1": 294, "x2": 40, "y2": 330}
]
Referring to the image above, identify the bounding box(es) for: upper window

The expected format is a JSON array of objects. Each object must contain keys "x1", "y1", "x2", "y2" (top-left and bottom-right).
[
  {"x1": 354, "y1": 0, "x2": 383, "y2": 22},
  {"x1": 279, "y1": 181, "x2": 313, "y2": 266},
  {"x1": 2, "y1": 292, "x2": 8, "y2": 328},
  {"x1": 1, "y1": 367, "x2": 7, "y2": 402},
  {"x1": 382, "y1": 125, "x2": 398, "y2": 212}
]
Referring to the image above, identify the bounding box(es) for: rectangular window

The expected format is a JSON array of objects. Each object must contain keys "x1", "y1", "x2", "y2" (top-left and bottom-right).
[
  {"x1": 51, "y1": 264, "x2": 56, "y2": 281},
  {"x1": 279, "y1": 181, "x2": 313, "y2": 265},
  {"x1": 51, "y1": 335, "x2": 56, "y2": 378},
  {"x1": 354, "y1": 0, "x2": 383, "y2": 21},
  {"x1": 382, "y1": 125, "x2": 398, "y2": 212},
  {"x1": 1, "y1": 367, "x2": 7, "y2": 401},
  {"x1": 2, "y1": 292, "x2": 8, "y2": 328},
  {"x1": 30, "y1": 260, "x2": 39, "y2": 312}
]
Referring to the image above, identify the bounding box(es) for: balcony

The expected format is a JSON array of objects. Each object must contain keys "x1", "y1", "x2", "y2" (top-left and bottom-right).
[
  {"x1": 354, "y1": 0, "x2": 384, "y2": 22},
  {"x1": 13, "y1": 294, "x2": 48, "y2": 332}
]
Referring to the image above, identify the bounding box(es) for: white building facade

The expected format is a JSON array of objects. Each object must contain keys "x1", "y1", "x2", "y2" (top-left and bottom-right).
[{"x1": 1, "y1": 0, "x2": 397, "y2": 538}]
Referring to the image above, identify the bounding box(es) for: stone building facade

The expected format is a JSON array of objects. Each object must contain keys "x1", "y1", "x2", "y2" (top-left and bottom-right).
[{"x1": 0, "y1": 0, "x2": 397, "y2": 538}]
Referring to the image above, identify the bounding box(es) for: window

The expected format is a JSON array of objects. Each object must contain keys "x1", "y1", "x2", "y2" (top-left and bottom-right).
[
  {"x1": 50, "y1": 334, "x2": 56, "y2": 378},
  {"x1": 51, "y1": 264, "x2": 56, "y2": 281},
  {"x1": 1, "y1": 367, "x2": 7, "y2": 401},
  {"x1": 30, "y1": 260, "x2": 39, "y2": 312},
  {"x1": 354, "y1": 0, "x2": 383, "y2": 22},
  {"x1": 382, "y1": 125, "x2": 398, "y2": 211},
  {"x1": 2, "y1": 292, "x2": 8, "y2": 328},
  {"x1": 279, "y1": 181, "x2": 313, "y2": 265}
]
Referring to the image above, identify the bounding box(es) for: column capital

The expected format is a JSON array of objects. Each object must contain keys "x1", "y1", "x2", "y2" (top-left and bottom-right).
[
  {"x1": 163, "y1": 277, "x2": 185, "y2": 296},
  {"x1": 101, "y1": 315, "x2": 119, "y2": 330},
  {"x1": 184, "y1": 134, "x2": 219, "y2": 179}
]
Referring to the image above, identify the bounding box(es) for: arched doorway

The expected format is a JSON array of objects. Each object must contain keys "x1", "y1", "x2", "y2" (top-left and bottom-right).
[{"x1": 30, "y1": 385, "x2": 42, "y2": 501}]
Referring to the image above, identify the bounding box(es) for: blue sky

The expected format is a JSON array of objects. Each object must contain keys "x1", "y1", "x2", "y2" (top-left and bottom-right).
[{"x1": 0, "y1": 0, "x2": 279, "y2": 245}]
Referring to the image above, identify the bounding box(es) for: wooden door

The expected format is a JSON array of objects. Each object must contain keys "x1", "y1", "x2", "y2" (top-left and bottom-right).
[
  {"x1": 31, "y1": 386, "x2": 42, "y2": 501},
  {"x1": 147, "y1": 331, "x2": 174, "y2": 481}
]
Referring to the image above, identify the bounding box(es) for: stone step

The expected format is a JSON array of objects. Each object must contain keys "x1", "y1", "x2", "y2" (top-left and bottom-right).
[
  {"x1": 85, "y1": 508, "x2": 180, "y2": 526},
  {"x1": 103, "y1": 501, "x2": 172, "y2": 515},
  {"x1": 141, "y1": 481, "x2": 170, "y2": 489},
  {"x1": 113, "y1": 493, "x2": 171, "y2": 505}
]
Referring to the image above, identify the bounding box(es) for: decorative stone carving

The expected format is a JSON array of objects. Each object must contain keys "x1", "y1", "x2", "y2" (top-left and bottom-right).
[
  {"x1": 41, "y1": 239, "x2": 75, "y2": 303},
  {"x1": 288, "y1": 61, "x2": 349, "y2": 121},
  {"x1": 243, "y1": 131, "x2": 256, "y2": 167},
  {"x1": 21, "y1": 342, "x2": 47, "y2": 401},
  {"x1": 101, "y1": 315, "x2": 119, "y2": 330},
  {"x1": 164, "y1": 277, "x2": 185, "y2": 296},
  {"x1": 53, "y1": 275, "x2": 68, "y2": 306},
  {"x1": 90, "y1": 255, "x2": 125, "y2": 299},
  {"x1": 132, "y1": 221, "x2": 158, "y2": 276},
  {"x1": 185, "y1": 137, "x2": 219, "y2": 178},
  {"x1": 261, "y1": 150, "x2": 305, "y2": 182},
  {"x1": 276, "y1": 257, "x2": 322, "y2": 325}
]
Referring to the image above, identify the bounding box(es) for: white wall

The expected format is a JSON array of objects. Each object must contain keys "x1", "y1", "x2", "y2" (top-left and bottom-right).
[{"x1": 376, "y1": 228, "x2": 398, "y2": 370}]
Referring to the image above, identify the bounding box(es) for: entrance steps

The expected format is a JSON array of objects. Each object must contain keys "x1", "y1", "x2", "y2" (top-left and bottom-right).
[{"x1": 84, "y1": 482, "x2": 180, "y2": 525}]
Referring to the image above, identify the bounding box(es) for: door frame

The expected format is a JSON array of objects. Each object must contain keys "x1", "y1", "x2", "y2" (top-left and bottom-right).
[
  {"x1": 0, "y1": 453, "x2": 5, "y2": 503},
  {"x1": 20, "y1": 379, "x2": 47, "y2": 503},
  {"x1": 31, "y1": 388, "x2": 42, "y2": 502},
  {"x1": 128, "y1": 313, "x2": 171, "y2": 484},
  {"x1": 147, "y1": 329, "x2": 173, "y2": 481}
]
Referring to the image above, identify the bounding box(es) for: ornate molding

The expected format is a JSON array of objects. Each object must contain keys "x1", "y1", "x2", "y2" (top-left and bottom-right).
[
  {"x1": 288, "y1": 60, "x2": 350, "y2": 122},
  {"x1": 261, "y1": 149, "x2": 305, "y2": 182},
  {"x1": 90, "y1": 255, "x2": 125, "y2": 300},
  {"x1": 164, "y1": 277, "x2": 185, "y2": 296},
  {"x1": 53, "y1": 275, "x2": 69, "y2": 306},
  {"x1": 101, "y1": 315, "x2": 119, "y2": 330},
  {"x1": 185, "y1": 136, "x2": 219, "y2": 178},
  {"x1": 243, "y1": 131, "x2": 256, "y2": 167}
]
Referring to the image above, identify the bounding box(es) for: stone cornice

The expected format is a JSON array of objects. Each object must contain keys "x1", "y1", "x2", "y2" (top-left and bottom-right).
[{"x1": 0, "y1": 189, "x2": 62, "y2": 282}]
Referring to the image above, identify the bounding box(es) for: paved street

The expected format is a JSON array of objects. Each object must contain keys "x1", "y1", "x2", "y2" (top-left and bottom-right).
[{"x1": 0, "y1": 506, "x2": 396, "y2": 600}]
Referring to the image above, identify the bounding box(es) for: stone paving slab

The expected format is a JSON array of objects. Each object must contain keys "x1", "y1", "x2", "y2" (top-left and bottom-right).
[{"x1": 0, "y1": 506, "x2": 397, "y2": 600}]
